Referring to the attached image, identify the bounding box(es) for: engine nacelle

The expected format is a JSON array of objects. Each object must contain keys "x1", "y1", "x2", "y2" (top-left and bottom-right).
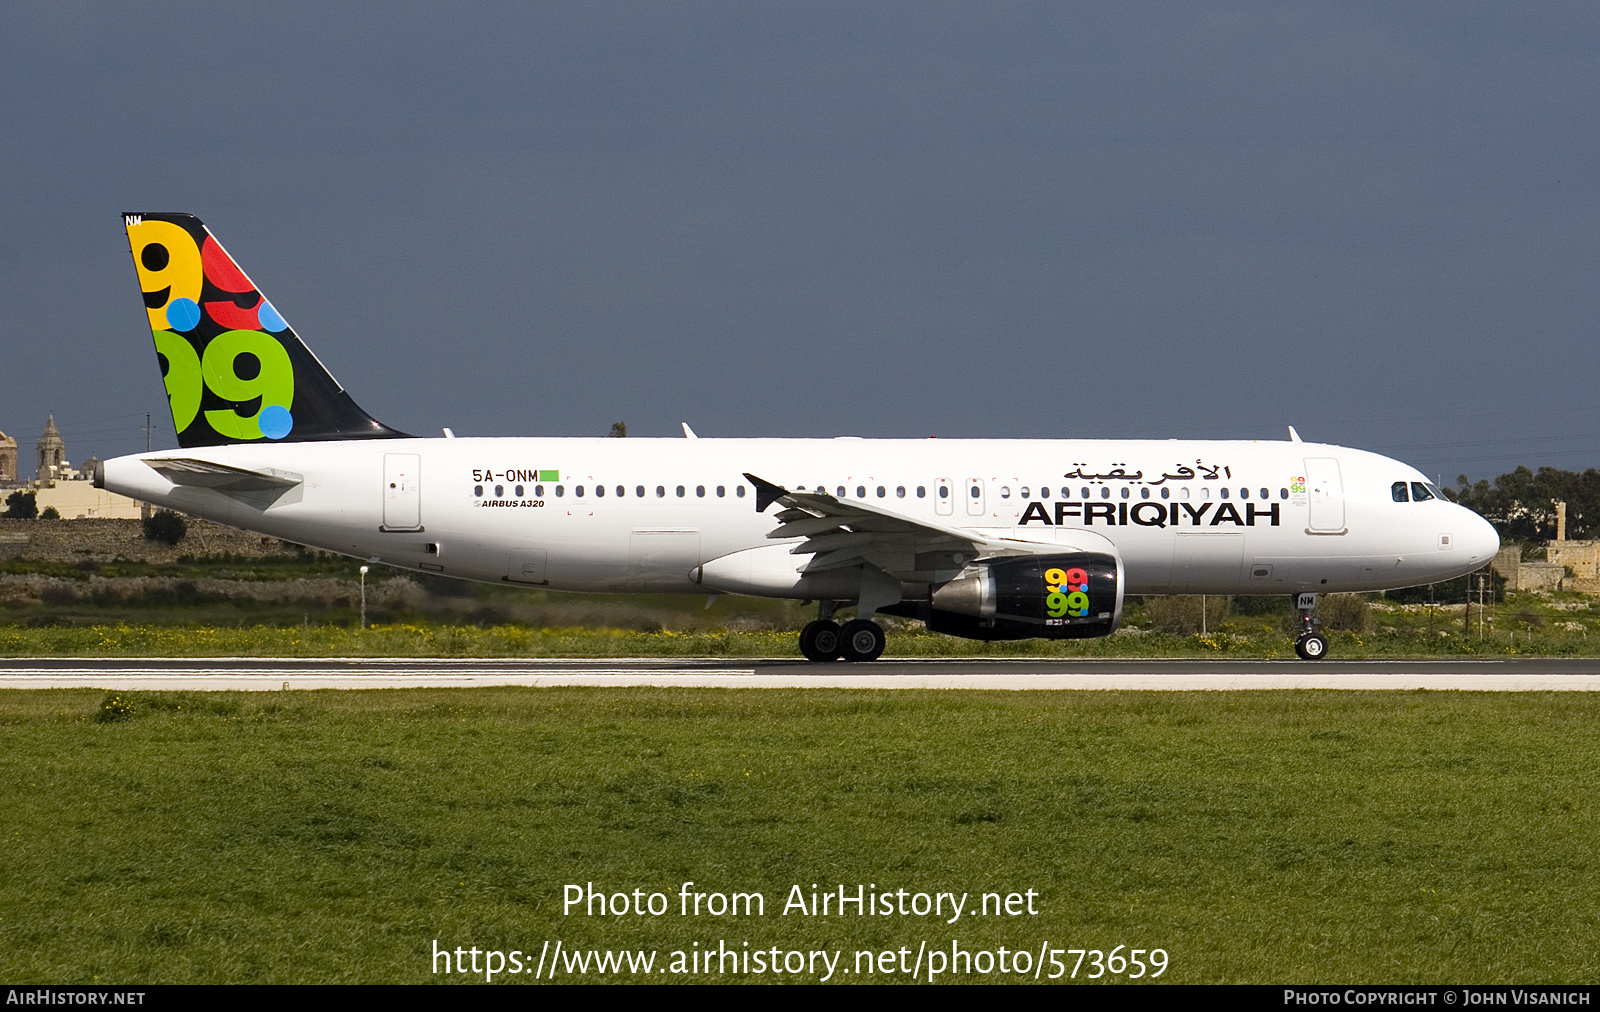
[{"x1": 922, "y1": 552, "x2": 1124, "y2": 641}]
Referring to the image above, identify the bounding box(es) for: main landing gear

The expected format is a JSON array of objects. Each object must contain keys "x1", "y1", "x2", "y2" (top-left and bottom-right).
[
  {"x1": 1293, "y1": 593, "x2": 1328, "y2": 661},
  {"x1": 799, "y1": 602, "x2": 886, "y2": 663}
]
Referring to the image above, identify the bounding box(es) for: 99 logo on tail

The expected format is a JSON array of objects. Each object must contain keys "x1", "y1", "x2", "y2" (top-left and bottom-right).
[{"x1": 125, "y1": 214, "x2": 295, "y2": 442}]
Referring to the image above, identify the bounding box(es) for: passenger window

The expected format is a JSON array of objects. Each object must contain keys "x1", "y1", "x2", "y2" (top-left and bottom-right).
[
  {"x1": 676, "y1": 486, "x2": 685, "y2": 497},
  {"x1": 1179, "y1": 487, "x2": 1190, "y2": 501},
  {"x1": 1100, "y1": 488, "x2": 1110, "y2": 499},
  {"x1": 555, "y1": 485, "x2": 564, "y2": 497},
  {"x1": 617, "y1": 486, "x2": 625, "y2": 497},
  {"x1": 938, "y1": 486, "x2": 948, "y2": 499},
  {"x1": 656, "y1": 486, "x2": 665, "y2": 498},
  {"x1": 696, "y1": 485, "x2": 705, "y2": 497},
  {"x1": 1140, "y1": 488, "x2": 1150, "y2": 499},
  {"x1": 494, "y1": 485, "x2": 504, "y2": 497},
  {"x1": 1020, "y1": 487, "x2": 1029, "y2": 500},
  {"x1": 515, "y1": 485, "x2": 524, "y2": 497},
  {"x1": 896, "y1": 486, "x2": 906, "y2": 498},
  {"x1": 1198, "y1": 488, "x2": 1209, "y2": 500},
  {"x1": 576, "y1": 486, "x2": 585, "y2": 497},
  {"x1": 876, "y1": 486, "x2": 885, "y2": 498},
  {"x1": 837, "y1": 486, "x2": 846, "y2": 497},
  {"x1": 1160, "y1": 487, "x2": 1170, "y2": 500},
  {"x1": 971, "y1": 486, "x2": 981, "y2": 499},
  {"x1": 594, "y1": 485, "x2": 603, "y2": 497},
  {"x1": 1392, "y1": 481, "x2": 1409, "y2": 503},
  {"x1": 1411, "y1": 482, "x2": 1434, "y2": 502},
  {"x1": 1081, "y1": 488, "x2": 1090, "y2": 499},
  {"x1": 1119, "y1": 488, "x2": 1129, "y2": 499},
  {"x1": 736, "y1": 486, "x2": 745, "y2": 498},
  {"x1": 1280, "y1": 488, "x2": 1288, "y2": 499},
  {"x1": 856, "y1": 486, "x2": 865, "y2": 498},
  {"x1": 535, "y1": 484, "x2": 544, "y2": 497},
  {"x1": 1000, "y1": 486, "x2": 1011, "y2": 499},
  {"x1": 1260, "y1": 488, "x2": 1268, "y2": 500},
  {"x1": 917, "y1": 487, "x2": 926, "y2": 498},
  {"x1": 474, "y1": 485, "x2": 483, "y2": 497},
  {"x1": 1040, "y1": 487, "x2": 1050, "y2": 499},
  {"x1": 1239, "y1": 488, "x2": 1248, "y2": 499},
  {"x1": 717, "y1": 485, "x2": 725, "y2": 497},
  {"x1": 1062, "y1": 488, "x2": 1071, "y2": 499},
  {"x1": 1220, "y1": 488, "x2": 1229, "y2": 499}
]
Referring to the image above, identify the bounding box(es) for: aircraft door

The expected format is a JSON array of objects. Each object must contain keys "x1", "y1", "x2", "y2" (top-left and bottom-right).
[
  {"x1": 965, "y1": 478, "x2": 985, "y2": 517},
  {"x1": 1174, "y1": 532, "x2": 1246, "y2": 592},
  {"x1": 1304, "y1": 457, "x2": 1346, "y2": 534},
  {"x1": 935, "y1": 478, "x2": 954, "y2": 516},
  {"x1": 382, "y1": 453, "x2": 422, "y2": 531}
]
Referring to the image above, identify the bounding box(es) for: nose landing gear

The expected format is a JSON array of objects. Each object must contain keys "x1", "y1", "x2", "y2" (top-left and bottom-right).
[{"x1": 1293, "y1": 593, "x2": 1328, "y2": 660}]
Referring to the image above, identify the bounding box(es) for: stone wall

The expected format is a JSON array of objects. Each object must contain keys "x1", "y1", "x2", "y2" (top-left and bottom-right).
[
  {"x1": 1489, "y1": 541, "x2": 1600, "y2": 595},
  {"x1": 1547, "y1": 540, "x2": 1600, "y2": 578},
  {"x1": 0, "y1": 572, "x2": 423, "y2": 609},
  {"x1": 1518, "y1": 562, "x2": 1567, "y2": 593},
  {"x1": 0, "y1": 518, "x2": 311, "y2": 563},
  {"x1": 1491, "y1": 546, "x2": 1522, "y2": 590}
]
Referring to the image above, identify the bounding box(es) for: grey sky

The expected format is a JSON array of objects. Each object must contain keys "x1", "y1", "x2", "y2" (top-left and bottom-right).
[{"x1": 2, "y1": 3, "x2": 1596, "y2": 485}]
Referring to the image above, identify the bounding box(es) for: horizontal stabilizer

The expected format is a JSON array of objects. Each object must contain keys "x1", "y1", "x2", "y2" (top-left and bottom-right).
[{"x1": 144, "y1": 457, "x2": 303, "y2": 493}]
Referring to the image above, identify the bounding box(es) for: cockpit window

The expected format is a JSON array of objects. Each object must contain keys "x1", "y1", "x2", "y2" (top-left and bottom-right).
[
  {"x1": 1391, "y1": 481, "x2": 1409, "y2": 503},
  {"x1": 1411, "y1": 481, "x2": 1435, "y2": 502}
]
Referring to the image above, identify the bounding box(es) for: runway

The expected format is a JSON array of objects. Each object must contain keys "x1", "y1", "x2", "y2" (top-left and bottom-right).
[{"x1": 4, "y1": 656, "x2": 1600, "y2": 691}]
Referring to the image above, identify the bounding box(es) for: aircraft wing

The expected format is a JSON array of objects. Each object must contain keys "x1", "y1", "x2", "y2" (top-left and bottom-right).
[{"x1": 743, "y1": 472, "x2": 1058, "y2": 578}]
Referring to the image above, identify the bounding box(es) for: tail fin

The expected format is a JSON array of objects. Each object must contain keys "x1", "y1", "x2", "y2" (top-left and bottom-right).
[{"x1": 121, "y1": 212, "x2": 408, "y2": 447}]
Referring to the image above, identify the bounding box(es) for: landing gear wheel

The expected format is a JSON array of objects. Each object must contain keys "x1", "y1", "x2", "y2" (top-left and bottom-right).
[
  {"x1": 800, "y1": 620, "x2": 842, "y2": 662},
  {"x1": 839, "y1": 619, "x2": 886, "y2": 662},
  {"x1": 1295, "y1": 633, "x2": 1329, "y2": 661}
]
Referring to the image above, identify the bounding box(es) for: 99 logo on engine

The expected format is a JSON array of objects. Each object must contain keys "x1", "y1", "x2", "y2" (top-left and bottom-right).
[{"x1": 1045, "y1": 566, "x2": 1091, "y2": 619}]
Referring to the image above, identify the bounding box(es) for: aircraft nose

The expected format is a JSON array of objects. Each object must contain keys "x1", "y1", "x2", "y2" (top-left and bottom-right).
[{"x1": 1459, "y1": 508, "x2": 1500, "y2": 564}]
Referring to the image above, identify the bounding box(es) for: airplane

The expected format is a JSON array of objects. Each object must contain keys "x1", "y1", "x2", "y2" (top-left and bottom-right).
[{"x1": 97, "y1": 213, "x2": 1500, "y2": 662}]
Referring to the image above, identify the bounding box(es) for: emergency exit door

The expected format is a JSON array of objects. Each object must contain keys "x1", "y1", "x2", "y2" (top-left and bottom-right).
[{"x1": 382, "y1": 453, "x2": 423, "y2": 531}]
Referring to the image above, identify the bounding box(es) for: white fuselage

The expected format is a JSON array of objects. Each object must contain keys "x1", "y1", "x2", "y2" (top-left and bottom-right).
[{"x1": 100, "y1": 436, "x2": 1499, "y2": 598}]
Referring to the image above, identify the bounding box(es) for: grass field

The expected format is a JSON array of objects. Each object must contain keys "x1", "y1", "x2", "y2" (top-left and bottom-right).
[
  {"x1": 2, "y1": 687, "x2": 1596, "y2": 983},
  {"x1": 3, "y1": 556, "x2": 1595, "y2": 657},
  {"x1": 0, "y1": 616, "x2": 1592, "y2": 658},
  {"x1": 3, "y1": 543, "x2": 1596, "y2": 658}
]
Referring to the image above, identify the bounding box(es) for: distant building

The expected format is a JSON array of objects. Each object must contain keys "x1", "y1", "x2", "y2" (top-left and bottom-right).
[
  {"x1": 0, "y1": 430, "x2": 16, "y2": 485},
  {"x1": 0, "y1": 417, "x2": 143, "y2": 517},
  {"x1": 33, "y1": 480, "x2": 145, "y2": 519},
  {"x1": 36, "y1": 415, "x2": 64, "y2": 482}
]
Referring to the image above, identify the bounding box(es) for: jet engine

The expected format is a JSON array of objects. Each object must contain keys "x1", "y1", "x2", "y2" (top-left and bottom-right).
[{"x1": 913, "y1": 552, "x2": 1124, "y2": 641}]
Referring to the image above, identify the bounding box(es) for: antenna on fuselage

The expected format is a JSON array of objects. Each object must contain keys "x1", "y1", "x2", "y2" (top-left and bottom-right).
[{"x1": 1287, "y1": 426, "x2": 1303, "y2": 442}]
